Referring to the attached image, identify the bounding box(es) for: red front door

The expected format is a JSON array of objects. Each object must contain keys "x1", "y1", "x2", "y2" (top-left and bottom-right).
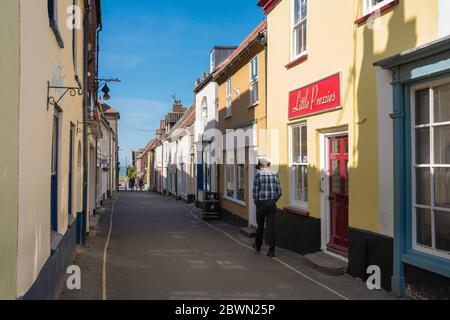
[{"x1": 328, "y1": 136, "x2": 349, "y2": 255}]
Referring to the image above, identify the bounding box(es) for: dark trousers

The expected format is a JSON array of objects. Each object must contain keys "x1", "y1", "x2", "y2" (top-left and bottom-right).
[{"x1": 255, "y1": 200, "x2": 277, "y2": 253}]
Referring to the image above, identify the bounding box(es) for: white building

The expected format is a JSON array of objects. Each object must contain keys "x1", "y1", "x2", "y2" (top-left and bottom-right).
[{"x1": 194, "y1": 47, "x2": 236, "y2": 202}]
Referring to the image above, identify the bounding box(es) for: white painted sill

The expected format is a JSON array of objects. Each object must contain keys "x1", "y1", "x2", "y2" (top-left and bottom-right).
[{"x1": 223, "y1": 196, "x2": 247, "y2": 207}]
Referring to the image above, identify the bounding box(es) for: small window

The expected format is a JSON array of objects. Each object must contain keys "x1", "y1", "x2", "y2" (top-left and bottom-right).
[
  {"x1": 292, "y1": 0, "x2": 307, "y2": 59},
  {"x1": 226, "y1": 78, "x2": 232, "y2": 118},
  {"x1": 48, "y1": 0, "x2": 64, "y2": 48},
  {"x1": 412, "y1": 84, "x2": 450, "y2": 259},
  {"x1": 364, "y1": 0, "x2": 394, "y2": 14},
  {"x1": 249, "y1": 57, "x2": 259, "y2": 106},
  {"x1": 290, "y1": 124, "x2": 308, "y2": 208}
]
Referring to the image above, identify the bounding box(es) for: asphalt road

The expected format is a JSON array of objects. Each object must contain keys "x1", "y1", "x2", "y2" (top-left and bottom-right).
[{"x1": 60, "y1": 191, "x2": 397, "y2": 300}]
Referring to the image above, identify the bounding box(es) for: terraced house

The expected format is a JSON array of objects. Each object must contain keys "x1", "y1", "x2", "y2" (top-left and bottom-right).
[
  {"x1": 215, "y1": 21, "x2": 268, "y2": 228},
  {"x1": 257, "y1": 0, "x2": 450, "y2": 298},
  {"x1": 0, "y1": 0, "x2": 103, "y2": 299}
]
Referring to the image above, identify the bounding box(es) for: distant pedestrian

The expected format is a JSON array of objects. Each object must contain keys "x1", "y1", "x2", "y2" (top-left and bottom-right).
[
  {"x1": 129, "y1": 177, "x2": 136, "y2": 191},
  {"x1": 139, "y1": 177, "x2": 144, "y2": 191},
  {"x1": 252, "y1": 159, "x2": 282, "y2": 257}
]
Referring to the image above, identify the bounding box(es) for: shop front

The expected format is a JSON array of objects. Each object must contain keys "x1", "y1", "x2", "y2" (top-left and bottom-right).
[
  {"x1": 285, "y1": 73, "x2": 351, "y2": 257},
  {"x1": 375, "y1": 36, "x2": 450, "y2": 299}
]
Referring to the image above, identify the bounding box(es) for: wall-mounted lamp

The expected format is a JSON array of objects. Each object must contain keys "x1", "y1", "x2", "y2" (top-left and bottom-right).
[
  {"x1": 101, "y1": 84, "x2": 111, "y2": 100},
  {"x1": 95, "y1": 78, "x2": 121, "y2": 101}
]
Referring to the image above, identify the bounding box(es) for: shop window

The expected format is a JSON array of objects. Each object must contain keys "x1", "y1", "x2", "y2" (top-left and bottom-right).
[
  {"x1": 226, "y1": 78, "x2": 232, "y2": 118},
  {"x1": 413, "y1": 84, "x2": 450, "y2": 258},
  {"x1": 292, "y1": 0, "x2": 307, "y2": 59},
  {"x1": 249, "y1": 57, "x2": 259, "y2": 106},
  {"x1": 290, "y1": 124, "x2": 308, "y2": 208},
  {"x1": 224, "y1": 149, "x2": 246, "y2": 205}
]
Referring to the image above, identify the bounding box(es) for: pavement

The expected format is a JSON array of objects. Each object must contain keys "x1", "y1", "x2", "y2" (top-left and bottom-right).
[{"x1": 59, "y1": 191, "x2": 400, "y2": 300}]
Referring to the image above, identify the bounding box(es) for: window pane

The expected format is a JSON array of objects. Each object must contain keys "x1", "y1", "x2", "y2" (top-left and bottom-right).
[
  {"x1": 294, "y1": 165, "x2": 308, "y2": 203},
  {"x1": 226, "y1": 164, "x2": 234, "y2": 198},
  {"x1": 301, "y1": 0, "x2": 307, "y2": 19},
  {"x1": 434, "y1": 125, "x2": 450, "y2": 164},
  {"x1": 331, "y1": 137, "x2": 340, "y2": 154},
  {"x1": 302, "y1": 22, "x2": 307, "y2": 52},
  {"x1": 330, "y1": 160, "x2": 342, "y2": 194},
  {"x1": 435, "y1": 211, "x2": 450, "y2": 253},
  {"x1": 416, "y1": 168, "x2": 431, "y2": 206},
  {"x1": 434, "y1": 83, "x2": 450, "y2": 123},
  {"x1": 415, "y1": 128, "x2": 430, "y2": 164},
  {"x1": 301, "y1": 125, "x2": 308, "y2": 163},
  {"x1": 415, "y1": 89, "x2": 430, "y2": 125},
  {"x1": 250, "y1": 81, "x2": 258, "y2": 105},
  {"x1": 294, "y1": 0, "x2": 301, "y2": 24},
  {"x1": 416, "y1": 208, "x2": 432, "y2": 248},
  {"x1": 292, "y1": 127, "x2": 301, "y2": 163},
  {"x1": 237, "y1": 164, "x2": 245, "y2": 202},
  {"x1": 435, "y1": 168, "x2": 450, "y2": 209}
]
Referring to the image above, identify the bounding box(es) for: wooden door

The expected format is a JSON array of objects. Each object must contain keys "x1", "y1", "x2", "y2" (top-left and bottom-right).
[{"x1": 328, "y1": 136, "x2": 349, "y2": 254}]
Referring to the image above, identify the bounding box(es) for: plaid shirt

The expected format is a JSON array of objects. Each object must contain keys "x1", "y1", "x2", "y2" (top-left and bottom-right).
[{"x1": 253, "y1": 169, "x2": 282, "y2": 202}]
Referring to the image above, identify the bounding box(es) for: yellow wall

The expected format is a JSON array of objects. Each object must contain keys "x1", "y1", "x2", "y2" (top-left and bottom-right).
[
  {"x1": 16, "y1": 0, "x2": 86, "y2": 297},
  {"x1": 0, "y1": 0, "x2": 20, "y2": 300},
  {"x1": 265, "y1": 0, "x2": 440, "y2": 233},
  {"x1": 217, "y1": 46, "x2": 266, "y2": 220}
]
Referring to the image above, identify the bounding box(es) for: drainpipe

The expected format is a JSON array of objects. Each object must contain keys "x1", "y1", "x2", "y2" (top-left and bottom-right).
[{"x1": 81, "y1": 5, "x2": 90, "y2": 246}]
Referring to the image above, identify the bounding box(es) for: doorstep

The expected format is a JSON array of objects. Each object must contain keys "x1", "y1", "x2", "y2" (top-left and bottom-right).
[
  {"x1": 239, "y1": 227, "x2": 256, "y2": 239},
  {"x1": 303, "y1": 251, "x2": 348, "y2": 276}
]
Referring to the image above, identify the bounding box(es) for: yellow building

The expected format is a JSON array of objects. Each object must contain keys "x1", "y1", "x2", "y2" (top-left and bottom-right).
[
  {"x1": 0, "y1": 0, "x2": 20, "y2": 300},
  {"x1": 258, "y1": 0, "x2": 450, "y2": 297},
  {"x1": 0, "y1": 0, "x2": 101, "y2": 299},
  {"x1": 215, "y1": 22, "x2": 267, "y2": 228}
]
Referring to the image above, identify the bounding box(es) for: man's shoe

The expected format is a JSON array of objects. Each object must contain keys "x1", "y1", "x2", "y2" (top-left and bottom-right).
[
  {"x1": 267, "y1": 252, "x2": 275, "y2": 258},
  {"x1": 253, "y1": 244, "x2": 261, "y2": 253}
]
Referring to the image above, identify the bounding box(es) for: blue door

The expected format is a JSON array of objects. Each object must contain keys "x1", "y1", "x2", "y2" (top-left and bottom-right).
[
  {"x1": 68, "y1": 124, "x2": 75, "y2": 217},
  {"x1": 51, "y1": 110, "x2": 60, "y2": 232}
]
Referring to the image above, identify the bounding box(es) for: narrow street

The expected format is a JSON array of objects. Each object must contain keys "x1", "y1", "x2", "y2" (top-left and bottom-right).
[{"x1": 60, "y1": 192, "x2": 396, "y2": 300}]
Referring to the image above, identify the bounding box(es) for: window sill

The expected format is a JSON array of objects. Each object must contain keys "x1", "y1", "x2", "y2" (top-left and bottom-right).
[
  {"x1": 355, "y1": 0, "x2": 399, "y2": 25},
  {"x1": 223, "y1": 196, "x2": 246, "y2": 207},
  {"x1": 50, "y1": 19, "x2": 65, "y2": 48},
  {"x1": 285, "y1": 53, "x2": 308, "y2": 69},
  {"x1": 402, "y1": 250, "x2": 450, "y2": 279},
  {"x1": 248, "y1": 102, "x2": 259, "y2": 109},
  {"x1": 284, "y1": 206, "x2": 310, "y2": 217}
]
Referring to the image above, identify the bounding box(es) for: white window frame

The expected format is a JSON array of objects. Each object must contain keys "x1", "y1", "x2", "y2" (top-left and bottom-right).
[
  {"x1": 224, "y1": 149, "x2": 246, "y2": 207},
  {"x1": 411, "y1": 79, "x2": 450, "y2": 260},
  {"x1": 249, "y1": 56, "x2": 259, "y2": 107},
  {"x1": 364, "y1": 0, "x2": 395, "y2": 15},
  {"x1": 291, "y1": 0, "x2": 308, "y2": 60},
  {"x1": 226, "y1": 78, "x2": 232, "y2": 118},
  {"x1": 289, "y1": 123, "x2": 308, "y2": 210}
]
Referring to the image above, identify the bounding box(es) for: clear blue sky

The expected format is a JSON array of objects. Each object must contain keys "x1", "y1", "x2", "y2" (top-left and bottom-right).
[{"x1": 99, "y1": 0, "x2": 265, "y2": 166}]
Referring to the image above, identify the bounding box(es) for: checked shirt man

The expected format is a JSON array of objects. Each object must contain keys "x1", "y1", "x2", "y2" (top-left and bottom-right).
[{"x1": 252, "y1": 159, "x2": 282, "y2": 257}]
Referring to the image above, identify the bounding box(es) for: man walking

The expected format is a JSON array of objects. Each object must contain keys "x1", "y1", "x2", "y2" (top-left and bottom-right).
[{"x1": 252, "y1": 159, "x2": 282, "y2": 257}]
